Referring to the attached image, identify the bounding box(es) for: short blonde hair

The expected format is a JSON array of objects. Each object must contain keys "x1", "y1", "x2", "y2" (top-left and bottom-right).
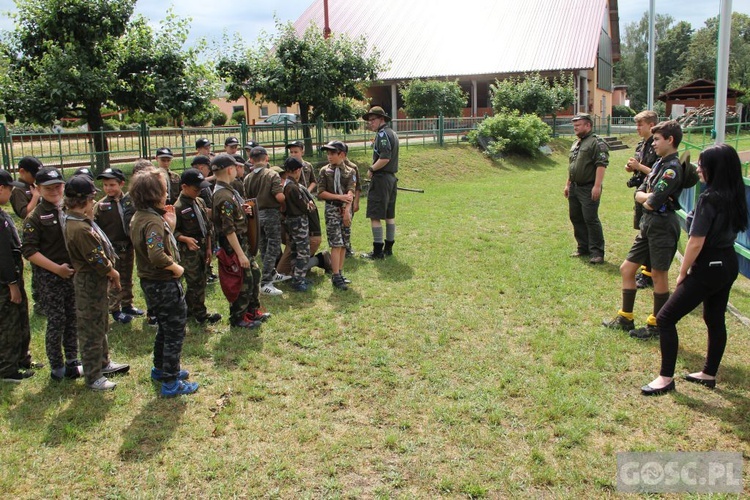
[
  {"x1": 129, "y1": 167, "x2": 166, "y2": 210},
  {"x1": 634, "y1": 110, "x2": 658, "y2": 125}
]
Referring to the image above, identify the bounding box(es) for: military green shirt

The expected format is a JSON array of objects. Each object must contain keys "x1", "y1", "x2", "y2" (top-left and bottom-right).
[
  {"x1": 10, "y1": 181, "x2": 35, "y2": 219},
  {"x1": 174, "y1": 193, "x2": 210, "y2": 240},
  {"x1": 130, "y1": 208, "x2": 179, "y2": 281},
  {"x1": 21, "y1": 198, "x2": 70, "y2": 265},
  {"x1": 243, "y1": 163, "x2": 283, "y2": 210},
  {"x1": 64, "y1": 214, "x2": 114, "y2": 276},
  {"x1": 212, "y1": 181, "x2": 247, "y2": 240},
  {"x1": 372, "y1": 124, "x2": 399, "y2": 174},
  {"x1": 299, "y1": 160, "x2": 317, "y2": 190},
  {"x1": 344, "y1": 158, "x2": 362, "y2": 192},
  {"x1": 317, "y1": 162, "x2": 356, "y2": 202},
  {"x1": 283, "y1": 178, "x2": 308, "y2": 217},
  {"x1": 568, "y1": 132, "x2": 609, "y2": 184},
  {"x1": 162, "y1": 168, "x2": 181, "y2": 205},
  {"x1": 93, "y1": 193, "x2": 134, "y2": 245}
]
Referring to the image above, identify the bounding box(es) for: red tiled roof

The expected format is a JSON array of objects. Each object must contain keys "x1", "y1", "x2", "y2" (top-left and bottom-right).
[{"x1": 294, "y1": 0, "x2": 609, "y2": 80}]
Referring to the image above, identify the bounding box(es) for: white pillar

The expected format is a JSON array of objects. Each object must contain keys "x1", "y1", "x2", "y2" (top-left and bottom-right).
[
  {"x1": 472, "y1": 80, "x2": 478, "y2": 117},
  {"x1": 391, "y1": 84, "x2": 398, "y2": 131},
  {"x1": 647, "y1": 0, "x2": 656, "y2": 110},
  {"x1": 715, "y1": 0, "x2": 732, "y2": 144}
]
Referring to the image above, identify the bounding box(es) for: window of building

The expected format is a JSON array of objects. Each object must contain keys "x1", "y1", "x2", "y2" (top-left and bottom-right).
[
  {"x1": 279, "y1": 106, "x2": 287, "y2": 113},
  {"x1": 232, "y1": 105, "x2": 244, "y2": 113},
  {"x1": 597, "y1": 29, "x2": 613, "y2": 92},
  {"x1": 260, "y1": 105, "x2": 269, "y2": 117}
]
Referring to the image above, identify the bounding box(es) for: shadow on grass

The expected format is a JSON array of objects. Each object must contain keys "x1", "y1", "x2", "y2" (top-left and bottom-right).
[
  {"x1": 371, "y1": 257, "x2": 414, "y2": 282},
  {"x1": 590, "y1": 260, "x2": 622, "y2": 277},
  {"x1": 212, "y1": 328, "x2": 264, "y2": 368},
  {"x1": 119, "y1": 397, "x2": 188, "y2": 461},
  {"x1": 6, "y1": 379, "x2": 76, "y2": 433},
  {"x1": 108, "y1": 321, "x2": 159, "y2": 358},
  {"x1": 675, "y1": 348, "x2": 750, "y2": 442},
  {"x1": 42, "y1": 389, "x2": 114, "y2": 446},
  {"x1": 490, "y1": 153, "x2": 560, "y2": 172}
]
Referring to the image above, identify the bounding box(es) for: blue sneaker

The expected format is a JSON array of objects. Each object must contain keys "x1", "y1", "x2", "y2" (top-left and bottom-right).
[
  {"x1": 161, "y1": 380, "x2": 199, "y2": 398},
  {"x1": 151, "y1": 367, "x2": 189, "y2": 382}
]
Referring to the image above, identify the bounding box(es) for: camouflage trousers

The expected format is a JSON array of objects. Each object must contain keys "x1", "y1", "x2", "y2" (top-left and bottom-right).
[
  {"x1": 285, "y1": 215, "x2": 310, "y2": 279},
  {"x1": 343, "y1": 205, "x2": 356, "y2": 252},
  {"x1": 108, "y1": 243, "x2": 135, "y2": 313},
  {"x1": 179, "y1": 241, "x2": 209, "y2": 321},
  {"x1": 0, "y1": 275, "x2": 30, "y2": 377},
  {"x1": 258, "y1": 208, "x2": 282, "y2": 285},
  {"x1": 324, "y1": 203, "x2": 345, "y2": 248},
  {"x1": 140, "y1": 279, "x2": 186, "y2": 384},
  {"x1": 31, "y1": 263, "x2": 41, "y2": 310},
  {"x1": 74, "y1": 271, "x2": 110, "y2": 385},
  {"x1": 38, "y1": 268, "x2": 78, "y2": 369},
  {"x1": 229, "y1": 238, "x2": 261, "y2": 324}
]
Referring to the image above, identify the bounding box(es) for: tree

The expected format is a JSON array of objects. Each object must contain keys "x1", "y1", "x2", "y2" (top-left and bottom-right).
[
  {"x1": 399, "y1": 79, "x2": 467, "y2": 118},
  {"x1": 655, "y1": 21, "x2": 693, "y2": 93},
  {"x1": 0, "y1": 1, "x2": 215, "y2": 171},
  {"x1": 217, "y1": 21, "x2": 384, "y2": 150},
  {"x1": 490, "y1": 73, "x2": 575, "y2": 117},
  {"x1": 614, "y1": 12, "x2": 674, "y2": 111}
]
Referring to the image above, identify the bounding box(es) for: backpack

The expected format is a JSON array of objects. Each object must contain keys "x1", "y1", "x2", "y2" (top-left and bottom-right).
[{"x1": 679, "y1": 150, "x2": 699, "y2": 189}]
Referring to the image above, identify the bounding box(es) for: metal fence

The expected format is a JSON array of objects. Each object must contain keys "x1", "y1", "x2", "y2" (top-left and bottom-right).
[{"x1": 0, "y1": 116, "x2": 485, "y2": 173}]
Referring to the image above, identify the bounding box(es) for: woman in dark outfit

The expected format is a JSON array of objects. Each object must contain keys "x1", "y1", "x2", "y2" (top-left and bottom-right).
[{"x1": 642, "y1": 144, "x2": 748, "y2": 395}]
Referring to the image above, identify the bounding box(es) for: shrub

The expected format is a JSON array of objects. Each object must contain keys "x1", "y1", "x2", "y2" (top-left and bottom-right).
[
  {"x1": 491, "y1": 73, "x2": 575, "y2": 117},
  {"x1": 612, "y1": 105, "x2": 636, "y2": 117},
  {"x1": 399, "y1": 79, "x2": 467, "y2": 118},
  {"x1": 231, "y1": 110, "x2": 246, "y2": 123},
  {"x1": 213, "y1": 111, "x2": 228, "y2": 126},
  {"x1": 468, "y1": 111, "x2": 551, "y2": 157}
]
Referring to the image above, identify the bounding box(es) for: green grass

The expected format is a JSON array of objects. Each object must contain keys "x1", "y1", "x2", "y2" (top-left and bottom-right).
[{"x1": 2, "y1": 139, "x2": 750, "y2": 497}]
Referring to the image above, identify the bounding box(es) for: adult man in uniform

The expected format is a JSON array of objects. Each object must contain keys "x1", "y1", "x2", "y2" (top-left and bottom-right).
[
  {"x1": 362, "y1": 106, "x2": 399, "y2": 259},
  {"x1": 564, "y1": 113, "x2": 609, "y2": 264}
]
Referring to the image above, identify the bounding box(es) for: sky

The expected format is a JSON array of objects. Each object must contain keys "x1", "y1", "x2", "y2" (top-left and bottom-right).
[{"x1": 0, "y1": 0, "x2": 742, "y2": 49}]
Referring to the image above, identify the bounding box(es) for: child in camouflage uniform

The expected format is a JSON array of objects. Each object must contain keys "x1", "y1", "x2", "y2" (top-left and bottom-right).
[
  {"x1": 64, "y1": 176, "x2": 130, "y2": 391},
  {"x1": 0, "y1": 170, "x2": 35, "y2": 383},
  {"x1": 94, "y1": 168, "x2": 144, "y2": 324},
  {"x1": 129, "y1": 167, "x2": 198, "y2": 397},
  {"x1": 282, "y1": 157, "x2": 312, "y2": 292},
  {"x1": 174, "y1": 168, "x2": 221, "y2": 325},
  {"x1": 21, "y1": 167, "x2": 83, "y2": 382}
]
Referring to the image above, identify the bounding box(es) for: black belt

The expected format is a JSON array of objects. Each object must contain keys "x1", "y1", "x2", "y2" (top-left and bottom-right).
[{"x1": 570, "y1": 181, "x2": 594, "y2": 187}]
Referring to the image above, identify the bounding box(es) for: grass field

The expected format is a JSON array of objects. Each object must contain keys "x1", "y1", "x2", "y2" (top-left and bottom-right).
[{"x1": 1, "y1": 139, "x2": 750, "y2": 497}]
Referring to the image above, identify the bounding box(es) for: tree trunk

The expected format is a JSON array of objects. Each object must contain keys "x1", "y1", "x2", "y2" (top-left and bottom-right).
[
  {"x1": 86, "y1": 102, "x2": 110, "y2": 174},
  {"x1": 298, "y1": 103, "x2": 314, "y2": 155}
]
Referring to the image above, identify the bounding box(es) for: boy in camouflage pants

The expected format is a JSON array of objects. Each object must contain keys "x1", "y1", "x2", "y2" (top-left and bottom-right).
[{"x1": 282, "y1": 157, "x2": 312, "y2": 292}]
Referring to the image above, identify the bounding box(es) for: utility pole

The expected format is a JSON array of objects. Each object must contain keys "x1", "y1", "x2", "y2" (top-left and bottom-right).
[
  {"x1": 714, "y1": 0, "x2": 732, "y2": 144},
  {"x1": 647, "y1": 0, "x2": 656, "y2": 111},
  {"x1": 323, "y1": 0, "x2": 331, "y2": 39}
]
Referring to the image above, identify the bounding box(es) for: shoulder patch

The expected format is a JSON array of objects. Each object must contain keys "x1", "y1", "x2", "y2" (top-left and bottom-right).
[{"x1": 662, "y1": 169, "x2": 676, "y2": 180}]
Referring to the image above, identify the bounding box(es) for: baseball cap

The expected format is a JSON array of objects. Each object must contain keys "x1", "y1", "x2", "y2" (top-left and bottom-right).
[
  {"x1": 65, "y1": 175, "x2": 99, "y2": 198},
  {"x1": 195, "y1": 137, "x2": 212, "y2": 149},
  {"x1": 180, "y1": 168, "x2": 211, "y2": 189},
  {"x1": 155, "y1": 147, "x2": 174, "y2": 158},
  {"x1": 283, "y1": 156, "x2": 304, "y2": 172},
  {"x1": 571, "y1": 113, "x2": 593, "y2": 124},
  {"x1": 210, "y1": 153, "x2": 241, "y2": 171},
  {"x1": 0, "y1": 169, "x2": 25, "y2": 188},
  {"x1": 18, "y1": 156, "x2": 43, "y2": 176},
  {"x1": 244, "y1": 141, "x2": 259, "y2": 150},
  {"x1": 72, "y1": 167, "x2": 95, "y2": 180},
  {"x1": 224, "y1": 137, "x2": 240, "y2": 147},
  {"x1": 96, "y1": 167, "x2": 126, "y2": 182},
  {"x1": 35, "y1": 167, "x2": 66, "y2": 186},
  {"x1": 285, "y1": 140, "x2": 304, "y2": 150},
  {"x1": 191, "y1": 155, "x2": 211, "y2": 167},
  {"x1": 232, "y1": 154, "x2": 247, "y2": 165},
  {"x1": 320, "y1": 140, "x2": 347, "y2": 153},
  {"x1": 249, "y1": 146, "x2": 268, "y2": 158}
]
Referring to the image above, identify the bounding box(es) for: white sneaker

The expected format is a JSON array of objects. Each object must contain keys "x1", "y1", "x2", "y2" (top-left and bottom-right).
[
  {"x1": 261, "y1": 283, "x2": 283, "y2": 296},
  {"x1": 88, "y1": 376, "x2": 117, "y2": 391},
  {"x1": 273, "y1": 272, "x2": 292, "y2": 283},
  {"x1": 102, "y1": 361, "x2": 130, "y2": 376}
]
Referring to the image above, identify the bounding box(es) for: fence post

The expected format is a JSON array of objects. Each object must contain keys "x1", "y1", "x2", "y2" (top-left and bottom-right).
[
  {"x1": 606, "y1": 115, "x2": 611, "y2": 136},
  {"x1": 180, "y1": 124, "x2": 187, "y2": 168},
  {"x1": 240, "y1": 119, "x2": 248, "y2": 153},
  {"x1": 438, "y1": 115, "x2": 444, "y2": 146},
  {"x1": 0, "y1": 123, "x2": 9, "y2": 169},
  {"x1": 316, "y1": 117, "x2": 324, "y2": 156},
  {"x1": 139, "y1": 121, "x2": 149, "y2": 159},
  {"x1": 552, "y1": 115, "x2": 557, "y2": 138}
]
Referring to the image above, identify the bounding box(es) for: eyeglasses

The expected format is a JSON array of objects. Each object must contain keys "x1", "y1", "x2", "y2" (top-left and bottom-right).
[{"x1": 367, "y1": 118, "x2": 379, "y2": 122}]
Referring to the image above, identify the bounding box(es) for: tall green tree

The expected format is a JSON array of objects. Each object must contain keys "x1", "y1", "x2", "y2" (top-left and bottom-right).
[
  {"x1": 614, "y1": 12, "x2": 674, "y2": 111},
  {"x1": 490, "y1": 73, "x2": 575, "y2": 117},
  {"x1": 655, "y1": 21, "x2": 693, "y2": 93},
  {"x1": 399, "y1": 79, "x2": 467, "y2": 118},
  {"x1": 217, "y1": 21, "x2": 384, "y2": 150},
  {"x1": 0, "y1": 0, "x2": 215, "y2": 170}
]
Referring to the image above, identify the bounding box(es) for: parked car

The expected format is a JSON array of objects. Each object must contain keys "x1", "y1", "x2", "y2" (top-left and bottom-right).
[{"x1": 255, "y1": 113, "x2": 300, "y2": 126}]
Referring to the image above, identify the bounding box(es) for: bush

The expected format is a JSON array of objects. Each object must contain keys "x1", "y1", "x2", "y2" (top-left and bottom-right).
[
  {"x1": 399, "y1": 79, "x2": 467, "y2": 118},
  {"x1": 491, "y1": 73, "x2": 575, "y2": 117},
  {"x1": 231, "y1": 110, "x2": 246, "y2": 123},
  {"x1": 468, "y1": 111, "x2": 551, "y2": 157},
  {"x1": 213, "y1": 111, "x2": 228, "y2": 126},
  {"x1": 612, "y1": 105, "x2": 636, "y2": 117}
]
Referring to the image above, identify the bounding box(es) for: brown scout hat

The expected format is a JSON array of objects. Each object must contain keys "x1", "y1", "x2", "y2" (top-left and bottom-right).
[{"x1": 363, "y1": 106, "x2": 391, "y2": 122}]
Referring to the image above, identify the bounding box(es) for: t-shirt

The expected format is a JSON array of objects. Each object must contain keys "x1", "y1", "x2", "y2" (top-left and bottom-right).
[{"x1": 688, "y1": 192, "x2": 737, "y2": 249}]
